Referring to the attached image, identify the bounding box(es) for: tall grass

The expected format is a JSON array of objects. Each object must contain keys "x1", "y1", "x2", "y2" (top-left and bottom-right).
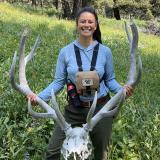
[{"x1": 0, "y1": 3, "x2": 160, "y2": 160}]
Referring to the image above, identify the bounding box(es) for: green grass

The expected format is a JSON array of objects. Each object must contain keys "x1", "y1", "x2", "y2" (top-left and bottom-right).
[{"x1": 0, "y1": 3, "x2": 160, "y2": 160}]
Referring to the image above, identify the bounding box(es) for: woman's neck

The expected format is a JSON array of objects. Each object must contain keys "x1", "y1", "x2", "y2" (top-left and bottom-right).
[{"x1": 78, "y1": 36, "x2": 94, "y2": 48}]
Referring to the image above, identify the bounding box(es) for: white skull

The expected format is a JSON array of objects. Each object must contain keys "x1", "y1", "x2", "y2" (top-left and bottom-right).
[{"x1": 61, "y1": 127, "x2": 92, "y2": 160}]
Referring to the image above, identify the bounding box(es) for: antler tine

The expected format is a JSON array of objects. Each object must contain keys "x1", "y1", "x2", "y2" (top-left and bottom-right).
[
  {"x1": 25, "y1": 35, "x2": 41, "y2": 64},
  {"x1": 28, "y1": 99, "x2": 55, "y2": 118},
  {"x1": 51, "y1": 90, "x2": 71, "y2": 132},
  {"x1": 133, "y1": 55, "x2": 142, "y2": 86},
  {"x1": 10, "y1": 51, "x2": 19, "y2": 91},
  {"x1": 10, "y1": 51, "x2": 32, "y2": 95},
  {"x1": 124, "y1": 21, "x2": 131, "y2": 45},
  {"x1": 85, "y1": 91, "x2": 97, "y2": 131},
  {"x1": 125, "y1": 21, "x2": 142, "y2": 87},
  {"x1": 19, "y1": 29, "x2": 29, "y2": 87},
  {"x1": 84, "y1": 89, "x2": 125, "y2": 131}
]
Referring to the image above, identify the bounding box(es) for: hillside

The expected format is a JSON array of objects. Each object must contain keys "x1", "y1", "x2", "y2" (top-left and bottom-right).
[{"x1": 0, "y1": 3, "x2": 160, "y2": 160}]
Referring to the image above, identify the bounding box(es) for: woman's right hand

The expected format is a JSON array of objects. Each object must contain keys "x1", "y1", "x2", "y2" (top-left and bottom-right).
[{"x1": 27, "y1": 93, "x2": 38, "y2": 106}]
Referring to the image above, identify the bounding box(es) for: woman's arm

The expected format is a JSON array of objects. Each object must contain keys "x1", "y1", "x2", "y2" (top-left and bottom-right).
[
  {"x1": 104, "y1": 48, "x2": 133, "y2": 97},
  {"x1": 104, "y1": 48, "x2": 122, "y2": 93},
  {"x1": 37, "y1": 49, "x2": 67, "y2": 101}
]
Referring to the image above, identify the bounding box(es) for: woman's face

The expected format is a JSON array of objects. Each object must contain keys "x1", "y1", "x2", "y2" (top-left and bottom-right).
[{"x1": 77, "y1": 12, "x2": 97, "y2": 38}]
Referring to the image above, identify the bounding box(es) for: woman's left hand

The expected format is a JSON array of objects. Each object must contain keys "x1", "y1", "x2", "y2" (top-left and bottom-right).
[{"x1": 123, "y1": 85, "x2": 134, "y2": 98}]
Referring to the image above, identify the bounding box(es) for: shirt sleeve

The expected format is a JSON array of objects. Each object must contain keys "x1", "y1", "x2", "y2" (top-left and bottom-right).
[
  {"x1": 38, "y1": 49, "x2": 67, "y2": 101},
  {"x1": 104, "y1": 48, "x2": 122, "y2": 93}
]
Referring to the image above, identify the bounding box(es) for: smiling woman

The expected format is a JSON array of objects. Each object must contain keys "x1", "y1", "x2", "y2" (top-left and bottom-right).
[
  {"x1": 76, "y1": 7, "x2": 102, "y2": 46},
  {"x1": 26, "y1": 6, "x2": 133, "y2": 160},
  {"x1": 77, "y1": 12, "x2": 97, "y2": 45}
]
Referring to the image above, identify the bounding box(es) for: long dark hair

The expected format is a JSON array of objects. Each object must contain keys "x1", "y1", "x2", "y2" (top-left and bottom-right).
[{"x1": 76, "y1": 7, "x2": 102, "y2": 44}]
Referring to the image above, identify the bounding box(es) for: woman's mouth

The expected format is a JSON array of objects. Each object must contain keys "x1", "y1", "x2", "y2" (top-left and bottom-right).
[{"x1": 81, "y1": 28, "x2": 92, "y2": 33}]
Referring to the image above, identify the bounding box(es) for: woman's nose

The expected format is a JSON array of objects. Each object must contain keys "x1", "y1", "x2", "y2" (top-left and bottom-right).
[{"x1": 83, "y1": 21, "x2": 90, "y2": 26}]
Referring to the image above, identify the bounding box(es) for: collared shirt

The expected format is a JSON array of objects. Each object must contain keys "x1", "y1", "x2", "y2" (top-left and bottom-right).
[{"x1": 38, "y1": 40, "x2": 122, "y2": 101}]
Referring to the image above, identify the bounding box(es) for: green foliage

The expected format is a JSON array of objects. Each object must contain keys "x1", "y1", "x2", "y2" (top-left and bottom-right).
[
  {"x1": 0, "y1": 3, "x2": 160, "y2": 160},
  {"x1": 114, "y1": 0, "x2": 153, "y2": 20},
  {"x1": 3, "y1": 0, "x2": 160, "y2": 19},
  {"x1": 13, "y1": 2, "x2": 62, "y2": 18},
  {"x1": 97, "y1": 0, "x2": 158, "y2": 20},
  {"x1": 150, "y1": 0, "x2": 160, "y2": 17},
  {"x1": 101, "y1": 20, "x2": 160, "y2": 159},
  {"x1": 145, "y1": 9, "x2": 154, "y2": 20}
]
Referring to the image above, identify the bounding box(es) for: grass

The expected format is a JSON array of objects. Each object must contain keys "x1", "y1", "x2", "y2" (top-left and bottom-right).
[{"x1": 0, "y1": 2, "x2": 160, "y2": 160}]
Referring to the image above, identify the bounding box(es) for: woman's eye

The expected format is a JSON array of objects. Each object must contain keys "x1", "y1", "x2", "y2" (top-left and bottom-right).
[
  {"x1": 79, "y1": 20, "x2": 95, "y2": 24},
  {"x1": 88, "y1": 21, "x2": 94, "y2": 24},
  {"x1": 79, "y1": 20, "x2": 86, "y2": 23}
]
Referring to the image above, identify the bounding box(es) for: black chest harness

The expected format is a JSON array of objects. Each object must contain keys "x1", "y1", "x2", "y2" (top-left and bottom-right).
[
  {"x1": 74, "y1": 43, "x2": 99, "y2": 72},
  {"x1": 67, "y1": 43, "x2": 105, "y2": 106},
  {"x1": 74, "y1": 43, "x2": 102, "y2": 96}
]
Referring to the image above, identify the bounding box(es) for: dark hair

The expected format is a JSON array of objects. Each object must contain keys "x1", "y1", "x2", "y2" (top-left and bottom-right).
[{"x1": 76, "y1": 7, "x2": 102, "y2": 44}]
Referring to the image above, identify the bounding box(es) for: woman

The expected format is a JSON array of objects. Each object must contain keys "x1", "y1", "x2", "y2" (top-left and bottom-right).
[{"x1": 28, "y1": 7, "x2": 133, "y2": 160}]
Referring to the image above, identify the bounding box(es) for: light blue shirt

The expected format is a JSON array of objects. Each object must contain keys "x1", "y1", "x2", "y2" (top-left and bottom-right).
[{"x1": 38, "y1": 40, "x2": 122, "y2": 101}]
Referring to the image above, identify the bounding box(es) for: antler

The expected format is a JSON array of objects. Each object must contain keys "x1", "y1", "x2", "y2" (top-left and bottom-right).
[
  {"x1": 9, "y1": 23, "x2": 142, "y2": 160},
  {"x1": 124, "y1": 21, "x2": 142, "y2": 87},
  {"x1": 10, "y1": 29, "x2": 70, "y2": 131},
  {"x1": 84, "y1": 21, "x2": 142, "y2": 131}
]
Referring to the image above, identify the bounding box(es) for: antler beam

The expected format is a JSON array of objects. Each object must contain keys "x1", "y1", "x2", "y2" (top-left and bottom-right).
[
  {"x1": 10, "y1": 30, "x2": 70, "y2": 131},
  {"x1": 84, "y1": 21, "x2": 142, "y2": 131}
]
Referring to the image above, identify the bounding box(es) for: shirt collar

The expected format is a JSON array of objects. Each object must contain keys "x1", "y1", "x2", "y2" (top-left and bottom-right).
[{"x1": 73, "y1": 39, "x2": 98, "y2": 52}]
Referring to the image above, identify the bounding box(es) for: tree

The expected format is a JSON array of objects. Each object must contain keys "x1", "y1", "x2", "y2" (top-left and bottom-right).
[
  {"x1": 3, "y1": 0, "x2": 160, "y2": 19},
  {"x1": 61, "y1": 0, "x2": 72, "y2": 19},
  {"x1": 150, "y1": 0, "x2": 160, "y2": 17},
  {"x1": 72, "y1": 0, "x2": 82, "y2": 19},
  {"x1": 31, "y1": 0, "x2": 37, "y2": 7},
  {"x1": 113, "y1": 0, "x2": 121, "y2": 20},
  {"x1": 53, "y1": 0, "x2": 59, "y2": 9},
  {"x1": 82, "y1": 0, "x2": 92, "y2": 7},
  {"x1": 61, "y1": 0, "x2": 93, "y2": 19}
]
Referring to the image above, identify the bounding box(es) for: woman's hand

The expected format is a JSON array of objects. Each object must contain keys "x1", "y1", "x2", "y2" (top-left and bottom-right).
[
  {"x1": 27, "y1": 93, "x2": 38, "y2": 105},
  {"x1": 123, "y1": 85, "x2": 133, "y2": 98}
]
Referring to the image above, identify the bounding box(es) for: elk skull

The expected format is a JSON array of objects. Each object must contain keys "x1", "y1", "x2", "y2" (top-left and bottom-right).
[{"x1": 10, "y1": 21, "x2": 142, "y2": 159}]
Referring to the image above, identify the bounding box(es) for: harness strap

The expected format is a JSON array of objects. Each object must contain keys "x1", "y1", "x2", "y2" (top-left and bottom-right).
[
  {"x1": 90, "y1": 44, "x2": 99, "y2": 71},
  {"x1": 74, "y1": 43, "x2": 99, "y2": 71},
  {"x1": 74, "y1": 43, "x2": 106, "y2": 84},
  {"x1": 74, "y1": 45, "x2": 83, "y2": 71}
]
